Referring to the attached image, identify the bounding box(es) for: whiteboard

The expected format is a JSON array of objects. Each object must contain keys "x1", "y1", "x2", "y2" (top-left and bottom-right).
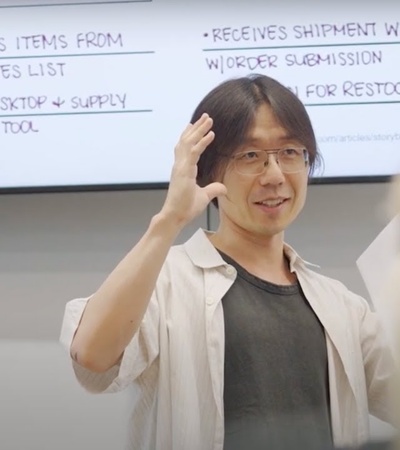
[{"x1": 0, "y1": 0, "x2": 399, "y2": 191}]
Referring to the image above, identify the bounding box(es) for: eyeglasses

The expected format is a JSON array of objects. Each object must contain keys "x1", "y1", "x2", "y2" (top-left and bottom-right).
[{"x1": 230, "y1": 148, "x2": 309, "y2": 175}]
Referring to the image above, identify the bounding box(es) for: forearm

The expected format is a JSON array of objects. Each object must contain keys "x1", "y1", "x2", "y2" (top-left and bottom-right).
[
  {"x1": 70, "y1": 113, "x2": 224, "y2": 373},
  {"x1": 71, "y1": 211, "x2": 183, "y2": 373}
]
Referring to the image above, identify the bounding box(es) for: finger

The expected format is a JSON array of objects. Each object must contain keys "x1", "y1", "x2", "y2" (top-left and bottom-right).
[
  {"x1": 175, "y1": 126, "x2": 215, "y2": 162},
  {"x1": 186, "y1": 130, "x2": 215, "y2": 163},
  {"x1": 191, "y1": 112, "x2": 210, "y2": 128},
  {"x1": 182, "y1": 115, "x2": 213, "y2": 145},
  {"x1": 175, "y1": 114, "x2": 214, "y2": 162},
  {"x1": 180, "y1": 113, "x2": 209, "y2": 139},
  {"x1": 202, "y1": 182, "x2": 227, "y2": 202},
  {"x1": 187, "y1": 116, "x2": 213, "y2": 143}
]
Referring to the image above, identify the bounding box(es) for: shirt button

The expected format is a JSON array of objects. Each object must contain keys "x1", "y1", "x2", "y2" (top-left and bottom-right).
[
  {"x1": 206, "y1": 296, "x2": 213, "y2": 305},
  {"x1": 226, "y1": 266, "x2": 235, "y2": 276}
]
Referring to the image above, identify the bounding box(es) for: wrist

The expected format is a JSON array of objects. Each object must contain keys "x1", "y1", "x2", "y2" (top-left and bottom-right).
[{"x1": 151, "y1": 210, "x2": 186, "y2": 238}]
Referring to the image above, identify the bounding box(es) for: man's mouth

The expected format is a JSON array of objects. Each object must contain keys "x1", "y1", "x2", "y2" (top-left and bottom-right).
[{"x1": 255, "y1": 198, "x2": 287, "y2": 207}]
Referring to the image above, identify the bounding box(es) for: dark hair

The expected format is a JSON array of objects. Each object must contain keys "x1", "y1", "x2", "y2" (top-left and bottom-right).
[{"x1": 192, "y1": 74, "x2": 322, "y2": 203}]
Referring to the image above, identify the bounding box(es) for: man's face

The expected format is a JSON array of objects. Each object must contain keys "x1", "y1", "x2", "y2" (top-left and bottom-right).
[{"x1": 217, "y1": 103, "x2": 309, "y2": 240}]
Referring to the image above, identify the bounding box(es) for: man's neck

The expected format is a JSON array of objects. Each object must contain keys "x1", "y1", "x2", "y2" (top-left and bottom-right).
[{"x1": 208, "y1": 229, "x2": 296, "y2": 285}]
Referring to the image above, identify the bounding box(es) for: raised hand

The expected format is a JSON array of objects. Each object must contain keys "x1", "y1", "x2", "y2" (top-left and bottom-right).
[{"x1": 161, "y1": 113, "x2": 227, "y2": 228}]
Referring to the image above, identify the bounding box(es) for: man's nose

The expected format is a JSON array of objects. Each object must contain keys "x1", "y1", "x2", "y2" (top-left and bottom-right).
[{"x1": 258, "y1": 153, "x2": 286, "y2": 185}]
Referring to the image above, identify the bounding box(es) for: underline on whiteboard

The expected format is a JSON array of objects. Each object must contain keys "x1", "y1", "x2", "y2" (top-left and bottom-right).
[
  {"x1": 0, "y1": 1, "x2": 151, "y2": 8},
  {"x1": 0, "y1": 109, "x2": 152, "y2": 118},
  {"x1": 304, "y1": 100, "x2": 400, "y2": 106},
  {"x1": 0, "y1": 51, "x2": 155, "y2": 60},
  {"x1": 202, "y1": 41, "x2": 400, "y2": 52}
]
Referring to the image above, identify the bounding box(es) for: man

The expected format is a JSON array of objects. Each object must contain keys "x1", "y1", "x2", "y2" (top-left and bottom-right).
[{"x1": 60, "y1": 74, "x2": 394, "y2": 450}]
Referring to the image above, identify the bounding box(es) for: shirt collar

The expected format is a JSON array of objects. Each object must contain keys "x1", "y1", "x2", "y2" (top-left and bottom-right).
[
  {"x1": 283, "y1": 242, "x2": 321, "y2": 271},
  {"x1": 183, "y1": 228, "x2": 320, "y2": 271},
  {"x1": 183, "y1": 229, "x2": 226, "y2": 269}
]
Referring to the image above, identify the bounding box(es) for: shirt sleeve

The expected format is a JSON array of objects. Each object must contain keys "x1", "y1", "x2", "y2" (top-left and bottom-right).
[{"x1": 59, "y1": 294, "x2": 160, "y2": 394}]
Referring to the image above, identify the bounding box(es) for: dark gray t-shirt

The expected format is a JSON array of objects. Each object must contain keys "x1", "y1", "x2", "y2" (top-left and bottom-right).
[{"x1": 220, "y1": 252, "x2": 332, "y2": 450}]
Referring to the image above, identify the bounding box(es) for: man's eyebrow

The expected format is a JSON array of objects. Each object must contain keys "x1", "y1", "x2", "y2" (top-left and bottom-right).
[{"x1": 242, "y1": 134, "x2": 299, "y2": 146}]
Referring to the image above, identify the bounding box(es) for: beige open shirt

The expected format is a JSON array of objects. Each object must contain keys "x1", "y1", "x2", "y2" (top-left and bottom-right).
[{"x1": 60, "y1": 229, "x2": 395, "y2": 450}]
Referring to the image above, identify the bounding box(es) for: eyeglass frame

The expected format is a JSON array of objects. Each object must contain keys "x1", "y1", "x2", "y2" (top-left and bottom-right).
[{"x1": 225, "y1": 147, "x2": 310, "y2": 175}]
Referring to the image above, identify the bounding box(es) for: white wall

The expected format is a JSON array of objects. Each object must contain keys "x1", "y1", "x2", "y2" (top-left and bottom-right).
[{"x1": 0, "y1": 183, "x2": 395, "y2": 449}]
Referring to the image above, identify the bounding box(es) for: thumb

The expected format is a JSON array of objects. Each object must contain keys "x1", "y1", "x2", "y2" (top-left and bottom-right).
[{"x1": 203, "y1": 182, "x2": 227, "y2": 202}]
